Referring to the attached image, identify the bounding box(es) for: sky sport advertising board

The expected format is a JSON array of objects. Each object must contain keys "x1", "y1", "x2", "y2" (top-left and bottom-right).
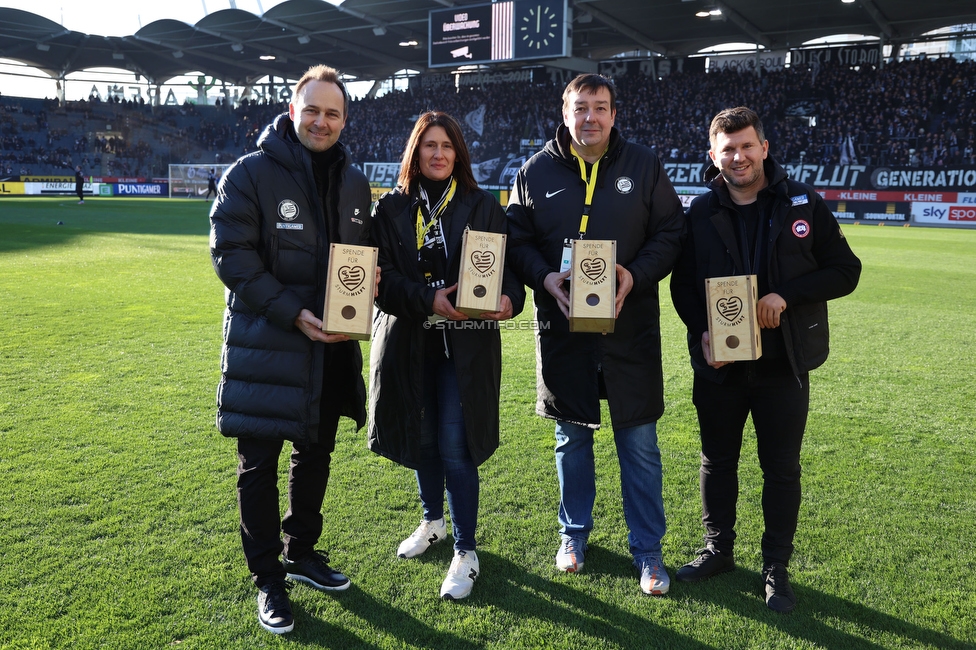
[
  {"x1": 817, "y1": 190, "x2": 976, "y2": 226},
  {"x1": 912, "y1": 196, "x2": 976, "y2": 224}
]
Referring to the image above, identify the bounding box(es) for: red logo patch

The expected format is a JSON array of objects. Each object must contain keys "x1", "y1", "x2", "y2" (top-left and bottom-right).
[{"x1": 792, "y1": 220, "x2": 811, "y2": 238}]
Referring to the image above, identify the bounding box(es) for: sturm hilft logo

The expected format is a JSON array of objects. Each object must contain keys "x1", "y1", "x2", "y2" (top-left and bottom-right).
[
  {"x1": 470, "y1": 250, "x2": 496, "y2": 275},
  {"x1": 278, "y1": 199, "x2": 299, "y2": 221},
  {"x1": 338, "y1": 266, "x2": 366, "y2": 293},
  {"x1": 579, "y1": 257, "x2": 607, "y2": 282},
  {"x1": 717, "y1": 296, "x2": 743, "y2": 322}
]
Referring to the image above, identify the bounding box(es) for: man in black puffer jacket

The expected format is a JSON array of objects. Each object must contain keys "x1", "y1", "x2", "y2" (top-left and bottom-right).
[{"x1": 209, "y1": 65, "x2": 373, "y2": 635}]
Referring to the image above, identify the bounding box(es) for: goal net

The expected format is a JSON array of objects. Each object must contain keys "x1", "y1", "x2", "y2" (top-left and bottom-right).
[{"x1": 168, "y1": 163, "x2": 233, "y2": 198}]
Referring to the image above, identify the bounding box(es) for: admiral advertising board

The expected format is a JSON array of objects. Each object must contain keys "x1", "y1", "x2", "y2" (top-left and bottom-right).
[{"x1": 0, "y1": 182, "x2": 26, "y2": 195}]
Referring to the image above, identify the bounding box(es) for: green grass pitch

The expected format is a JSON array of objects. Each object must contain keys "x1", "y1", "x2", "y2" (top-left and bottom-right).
[{"x1": 1, "y1": 197, "x2": 974, "y2": 649}]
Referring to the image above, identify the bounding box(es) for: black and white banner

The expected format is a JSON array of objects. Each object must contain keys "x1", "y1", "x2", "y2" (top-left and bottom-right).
[{"x1": 790, "y1": 46, "x2": 882, "y2": 68}]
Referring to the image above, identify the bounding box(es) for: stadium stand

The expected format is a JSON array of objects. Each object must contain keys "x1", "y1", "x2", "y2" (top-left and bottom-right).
[{"x1": 2, "y1": 56, "x2": 975, "y2": 178}]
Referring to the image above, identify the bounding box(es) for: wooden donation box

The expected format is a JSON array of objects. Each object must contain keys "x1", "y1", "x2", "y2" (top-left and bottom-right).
[
  {"x1": 456, "y1": 229, "x2": 507, "y2": 317},
  {"x1": 705, "y1": 274, "x2": 762, "y2": 362},
  {"x1": 322, "y1": 243, "x2": 378, "y2": 340},
  {"x1": 569, "y1": 239, "x2": 616, "y2": 334}
]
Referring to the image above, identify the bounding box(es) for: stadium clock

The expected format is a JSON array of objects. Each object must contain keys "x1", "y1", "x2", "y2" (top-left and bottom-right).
[
  {"x1": 429, "y1": 0, "x2": 568, "y2": 68},
  {"x1": 514, "y1": 3, "x2": 564, "y2": 59}
]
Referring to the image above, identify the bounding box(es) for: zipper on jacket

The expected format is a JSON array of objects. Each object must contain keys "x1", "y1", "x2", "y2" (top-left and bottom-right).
[{"x1": 269, "y1": 236, "x2": 279, "y2": 276}]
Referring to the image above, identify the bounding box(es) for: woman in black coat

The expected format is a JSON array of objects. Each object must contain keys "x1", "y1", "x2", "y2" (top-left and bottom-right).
[{"x1": 368, "y1": 111, "x2": 524, "y2": 601}]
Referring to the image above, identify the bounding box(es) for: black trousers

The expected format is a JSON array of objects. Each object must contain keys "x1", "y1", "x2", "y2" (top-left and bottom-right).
[
  {"x1": 692, "y1": 360, "x2": 809, "y2": 566},
  {"x1": 236, "y1": 407, "x2": 340, "y2": 588}
]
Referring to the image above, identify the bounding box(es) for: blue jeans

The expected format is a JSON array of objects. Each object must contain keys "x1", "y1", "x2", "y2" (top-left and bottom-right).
[
  {"x1": 415, "y1": 356, "x2": 479, "y2": 552},
  {"x1": 554, "y1": 420, "x2": 666, "y2": 561}
]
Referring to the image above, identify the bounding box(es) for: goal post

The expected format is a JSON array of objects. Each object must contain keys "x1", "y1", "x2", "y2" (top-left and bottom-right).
[{"x1": 168, "y1": 163, "x2": 233, "y2": 198}]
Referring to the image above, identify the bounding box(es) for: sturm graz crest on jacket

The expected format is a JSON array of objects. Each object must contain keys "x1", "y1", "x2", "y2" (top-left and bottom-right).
[{"x1": 278, "y1": 199, "x2": 300, "y2": 221}]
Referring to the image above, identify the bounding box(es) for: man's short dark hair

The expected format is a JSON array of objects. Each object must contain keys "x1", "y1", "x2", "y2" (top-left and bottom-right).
[
  {"x1": 562, "y1": 74, "x2": 616, "y2": 113},
  {"x1": 293, "y1": 65, "x2": 349, "y2": 118},
  {"x1": 709, "y1": 106, "x2": 765, "y2": 145}
]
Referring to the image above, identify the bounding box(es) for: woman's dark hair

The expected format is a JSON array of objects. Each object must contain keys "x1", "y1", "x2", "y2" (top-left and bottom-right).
[{"x1": 397, "y1": 111, "x2": 477, "y2": 192}]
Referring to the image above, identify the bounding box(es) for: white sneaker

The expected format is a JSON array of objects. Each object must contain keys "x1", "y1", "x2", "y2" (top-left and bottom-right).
[
  {"x1": 397, "y1": 518, "x2": 447, "y2": 558},
  {"x1": 637, "y1": 556, "x2": 671, "y2": 596},
  {"x1": 556, "y1": 537, "x2": 586, "y2": 573},
  {"x1": 440, "y1": 549, "x2": 479, "y2": 600}
]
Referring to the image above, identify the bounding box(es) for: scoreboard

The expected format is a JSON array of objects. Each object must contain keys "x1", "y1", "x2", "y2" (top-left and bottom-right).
[{"x1": 429, "y1": 0, "x2": 569, "y2": 68}]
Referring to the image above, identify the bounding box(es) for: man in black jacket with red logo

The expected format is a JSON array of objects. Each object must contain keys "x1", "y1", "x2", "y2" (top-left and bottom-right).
[
  {"x1": 210, "y1": 65, "x2": 373, "y2": 635},
  {"x1": 670, "y1": 106, "x2": 861, "y2": 613}
]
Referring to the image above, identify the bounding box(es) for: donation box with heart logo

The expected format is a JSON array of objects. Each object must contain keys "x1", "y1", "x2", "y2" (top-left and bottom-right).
[
  {"x1": 322, "y1": 243, "x2": 378, "y2": 340},
  {"x1": 569, "y1": 239, "x2": 616, "y2": 334},
  {"x1": 456, "y1": 229, "x2": 507, "y2": 318},
  {"x1": 705, "y1": 274, "x2": 762, "y2": 362}
]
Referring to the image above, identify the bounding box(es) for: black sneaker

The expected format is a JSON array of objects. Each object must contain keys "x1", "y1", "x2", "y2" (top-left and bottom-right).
[
  {"x1": 675, "y1": 544, "x2": 735, "y2": 582},
  {"x1": 284, "y1": 549, "x2": 351, "y2": 591},
  {"x1": 762, "y1": 562, "x2": 797, "y2": 613},
  {"x1": 257, "y1": 581, "x2": 294, "y2": 634}
]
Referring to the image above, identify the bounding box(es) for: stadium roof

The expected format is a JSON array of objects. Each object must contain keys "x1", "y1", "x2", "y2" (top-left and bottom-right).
[{"x1": 1, "y1": 0, "x2": 975, "y2": 86}]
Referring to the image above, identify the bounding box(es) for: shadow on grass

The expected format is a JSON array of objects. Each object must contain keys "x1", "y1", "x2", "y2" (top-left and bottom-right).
[
  {"x1": 244, "y1": 544, "x2": 970, "y2": 649},
  {"x1": 669, "y1": 565, "x2": 973, "y2": 650},
  {"x1": 484, "y1": 549, "x2": 717, "y2": 650},
  {"x1": 287, "y1": 543, "x2": 709, "y2": 650},
  {"x1": 297, "y1": 583, "x2": 482, "y2": 650},
  {"x1": 0, "y1": 198, "x2": 211, "y2": 253}
]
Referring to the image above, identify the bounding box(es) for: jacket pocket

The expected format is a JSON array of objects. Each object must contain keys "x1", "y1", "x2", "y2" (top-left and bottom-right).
[{"x1": 789, "y1": 302, "x2": 829, "y2": 372}]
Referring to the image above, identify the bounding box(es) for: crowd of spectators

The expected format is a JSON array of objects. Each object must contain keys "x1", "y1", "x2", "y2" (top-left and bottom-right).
[
  {"x1": 2, "y1": 55, "x2": 975, "y2": 178},
  {"x1": 341, "y1": 79, "x2": 563, "y2": 164},
  {"x1": 609, "y1": 57, "x2": 976, "y2": 167},
  {"x1": 351, "y1": 56, "x2": 976, "y2": 170},
  {"x1": 316, "y1": 55, "x2": 976, "y2": 170}
]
